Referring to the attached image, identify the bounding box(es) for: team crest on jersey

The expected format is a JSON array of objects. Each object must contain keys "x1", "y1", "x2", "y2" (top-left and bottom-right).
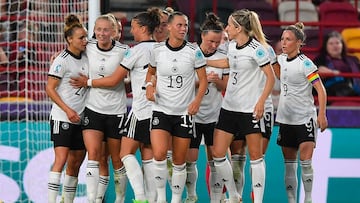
[
  {"x1": 256, "y1": 48, "x2": 265, "y2": 59},
  {"x1": 54, "y1": 64, "x2": 62, "y2": 73},
  {"x1": 195, "y1": 50, "x2": 204, "y2": 60},
  {"x1": 152, "y1": 117, "x2": 159, "y2": 126},
  {"x1": 124, "y1": 49, "x2": 131, "y2": 58},
  {"x1": 62, "y1": 122, "x2": 69, "y2": 130},
  {"x1": 172, "y1": 66, "x2": 178, "y2": 73},
  {"x1": 303, "y1": 59, "x2": 313, "y2": 68}
]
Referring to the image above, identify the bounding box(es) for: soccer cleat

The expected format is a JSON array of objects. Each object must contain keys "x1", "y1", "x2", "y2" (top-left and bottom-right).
[
  {"x1": 132, "y1": 200, "x2": 149, "y2": 203},
  {"x1": 184, "y1": 196, "x2": 198, "y2": 203}
]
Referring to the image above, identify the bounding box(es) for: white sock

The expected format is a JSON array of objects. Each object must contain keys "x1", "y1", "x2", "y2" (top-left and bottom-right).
[
  {"x1": 122, "y1": 154, "x2": 146, "y2": 200},
  {"x1": 285, "y1": 160, "x2": 298, "y2": 203},
  {"x1": 250, "y1": 158, "x2": 265, "y2": 203},
  {"x1": 301, "y1": 159, "x2": 313, "y2": 202},
  {"x1": 185, "y1": 162, "x2": 198, "y2": 198},
  {"x1": 231, "y1": 154, "x2": 246, "y2": 197},
  {"x1": 114, "y1": 166, "x2": 127, "y2": 203},
  {"x1": 209, "y1": 161, "x2": 224, "y2": 203},
  {"x1": 166, "y1": 150, "x2": 173, "y2": 186},
  {"x1": 153, "y1": 159, "x2": 168, "y2": 202},
  {"x1": 171, "y1": 163, "x2": 187, "y2": 203},
  {"x1": 95, "y1": 175, "x2": 109, "y2": 203},
  {"x1": 143, "y1": 159, "x2": 157, "y2": 203},
  {"x1": 48, "y1": 171, "x2": 61, "y2": 203},
  {"x1": 63, "y1": 175, "x2": 78, "y2": 203},
  {"x1": 213, "y1": 157, "x2": 240, "y2": 201},
  {"x1": 86, "y1": 160, "x2": 99, "y2": 203}
]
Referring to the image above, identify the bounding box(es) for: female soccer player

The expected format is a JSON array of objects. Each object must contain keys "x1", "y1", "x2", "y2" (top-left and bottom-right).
[
  {"x1": 145, "y1": 11, "x2": 208, "y2": 203},
  {"x1": 274, "y1": 22, "x2": 327, "y2": 203},
  {"x1": 46, "y1": 14, "x2": 88, "y2": 203},
  {"x1": 211, "y1": 9, "x2": 275, "y2": 203},
  {"x1": 70, "y1": 9, "x2": 162, "y2": 203},
  {"x1": 184, "y1": 12, "x2": 229, "y2": 203},
  {"x1": 83, "y1": 14, "x2": 129, "y2": 203}
]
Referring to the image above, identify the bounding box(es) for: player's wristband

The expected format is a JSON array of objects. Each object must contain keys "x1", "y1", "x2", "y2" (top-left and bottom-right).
[
  {"x1": 145, "y1": 81, "x2": 153, "y2": 88},
  {"x1": 87, "y1": 79, "x2": 92, "y2": 87}
]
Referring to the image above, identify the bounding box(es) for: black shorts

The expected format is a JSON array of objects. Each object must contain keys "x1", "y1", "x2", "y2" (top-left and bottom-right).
[
  {"x1": 262, "y1": 111, "x2": 274, "y2": 139},
  {"x1": 50, "y1": 120, "x2": 85, "y2": 150},
  {"x1": 150, "y1": 111, "x2": 194, "y2": 139},
  {"x1": 125, "y1": 112, "x2": 151, "y2": 145},
  {"x1": 277, "y1": 118, "x2": 317, "y2": 149},
  {"x1": 190, "y1": 122, "x2": 216, "y2": 149},
  {"x1": 216, "y1": 108, "x2": 264, "y2": 139},
  {"x1": 82, "y1": 107, "x2": 127, "y2": 140}
]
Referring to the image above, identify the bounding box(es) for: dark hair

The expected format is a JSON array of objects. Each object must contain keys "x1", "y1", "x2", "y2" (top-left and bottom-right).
[
  {"x1": 168, "y1": 11, "x2": 187, "y2": 23},
  {"x1": 284, "y1": 22, "x2": 306, "y2": 44},
  {"x1": 64, "y1": 14, "x2": 84, "y2": 43},
  {"x1": 200, "y1": 12, "x2": 224, "y2": 34},
  {"x1": 133, "y1": 7, "x2": 161, "y2": 34},
  {"x1": 320, "y1": 31, "x2": 347, "y2": 58}
]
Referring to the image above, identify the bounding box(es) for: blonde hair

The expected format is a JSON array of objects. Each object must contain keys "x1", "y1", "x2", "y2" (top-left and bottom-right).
[{"x1": 230, "y1": 9, "x2": 267, "y2": 46}]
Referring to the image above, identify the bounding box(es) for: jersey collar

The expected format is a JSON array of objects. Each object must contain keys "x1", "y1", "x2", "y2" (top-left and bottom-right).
[{"x1": 166, "y1": 39, "x2": 187, "y2": 51}]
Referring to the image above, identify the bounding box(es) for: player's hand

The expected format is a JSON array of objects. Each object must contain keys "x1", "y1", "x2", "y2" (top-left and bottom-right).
[
  {"x1": 146, "y1": 85, "x2": 156, "y2": 102},
  {"x1": 188, "y1": 99, "x2": 201, "y2": 115},
  {"x1": 65, "y1": 108, "x2": 81, "y2": 123},
  {"x1": 207, "y1": 71, "x2": 220, "y2": 83},
  {"x1": 317, "y1": 114, "x2": 328, "y2": 132},
  {"x1": 253, "y1": 102, "x2": 264, "y2": 121},
  {"x1": 70, "y1": 73, "x2": 88, "y2": 88}
]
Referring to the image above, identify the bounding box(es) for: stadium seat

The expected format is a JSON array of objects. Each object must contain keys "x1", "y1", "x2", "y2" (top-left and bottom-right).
[
  {"x1": 278, "y1": 1, "x2": 319, "y2": 29},
  {"x1": 318, "y1": 1, "x2": 359, "y2": 33},
  {"x1": 341, "y1": 27, "x2": 360, "y2": 60}
]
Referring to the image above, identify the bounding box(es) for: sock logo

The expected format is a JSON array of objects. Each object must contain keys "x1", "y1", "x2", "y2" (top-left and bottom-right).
[
  {"x1": 155, "y1": 176, "x2": 163, "y2": 181},
  {"x1": 86, "y1": 172, "x2": 92, "y2": 176},
  {"x1": 254, "y1": 183, "x2": 262, "y2": 188},
  {"x1": 304, "y1": 178, "x2": 312, "y2": 183},
  {"x1": 286, "y1": 185, "x2": 294, "y2": 190}
]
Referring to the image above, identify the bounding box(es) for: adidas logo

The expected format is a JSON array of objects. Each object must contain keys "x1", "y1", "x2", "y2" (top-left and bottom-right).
[
  {"x1": 214, "y1": 183, "x2": 222, "y2": 189},
  {"x1": 308, "y1": 133, "x2": 314, "y2": 137},
  {"x1": 86, "y1": 172, "x2": 92, "y2": 176},
  {"x1": 155, "y1": 176, "x2": 163, "y2": 181},
  {"x1": 222, "y1": 178, "x2": 228, "y2": 182},
  {"x1": 173, "y1": 185, "x2": 181, "y2": 190},
  {"x1": 305, "y1": 178, "x2": 312, "y2": 183},
  {"x1": 253, "y1": 124, "x2": 259, "y2": 129},
  {"x1": 254, "y1": 183, "x2": 262, "y2": 188},
  {"x1": 286, "y1": 185, "x2": 293, "y2": 190}
]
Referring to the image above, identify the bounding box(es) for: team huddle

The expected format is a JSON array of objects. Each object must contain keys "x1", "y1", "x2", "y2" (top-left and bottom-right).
[{"x1": 46, "y1": 6, "x2": 328, "y2": 203}]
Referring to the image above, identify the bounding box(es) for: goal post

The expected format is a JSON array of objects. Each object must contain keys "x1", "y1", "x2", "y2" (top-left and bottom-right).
[{"x1": 0, "y1": 1, "x2": 90, "y2": 202}]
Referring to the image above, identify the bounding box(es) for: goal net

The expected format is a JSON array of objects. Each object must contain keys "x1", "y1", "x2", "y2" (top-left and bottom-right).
[{"x1": 0, "y1": 1, "x2": 88, "y2": 202}]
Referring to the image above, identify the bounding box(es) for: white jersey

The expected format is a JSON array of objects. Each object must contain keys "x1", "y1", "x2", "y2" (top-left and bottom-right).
[
  {"x1": 86, "y1": 39, "x2": 129, "y2": 114},
  {"x1": 223, "y1": 38, "x2": 270, "y2": 113},
  {"x1": 276, "y1": 53, "x2": 318, "y2": 125},
  {"x1": 121, "y1": 40, "x2": 156, "y2": 120},
  {"x1": 150, "y1": 40, "x2": 206, "y2": 115},
  {"x1": 49, "y1": 49, "x2": 89, "y2": 123},
  {"x1": 195, "y1": 48, "x2": 229, "y2": 123}
]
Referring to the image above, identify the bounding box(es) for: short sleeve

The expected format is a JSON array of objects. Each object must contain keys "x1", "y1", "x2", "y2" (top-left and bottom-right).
[
  {"x1": 254, "y1": 45, "x2": 270, "y2": 67},
  {"x1": 49, "y1": 59, "x2": 66, "y2": 78},
  {"x1": 194, "y1": 47, "x2": 206, "y2": 69}
]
